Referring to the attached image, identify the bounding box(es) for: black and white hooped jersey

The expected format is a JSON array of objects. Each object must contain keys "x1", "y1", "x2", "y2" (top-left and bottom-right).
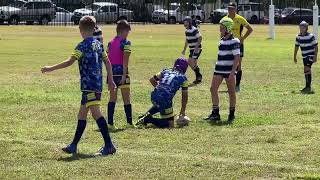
[
  {"x1": 295, "y1": 33, "x2": 318, "y2": 58},
  {"x1": 185, "y1": 26, "x2": 202, "y2": 50},
  {"x1": 214, "y1": 36, "x2": 241, "y2": 74}
]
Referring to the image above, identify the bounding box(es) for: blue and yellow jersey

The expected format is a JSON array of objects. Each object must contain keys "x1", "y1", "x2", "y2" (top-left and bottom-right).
[
  {"x1": 72, "y1": 37, "x2": 107, "y2": 93},
  {"x1": 155, "y1": 69, "x2": 188, "y2": 100}
]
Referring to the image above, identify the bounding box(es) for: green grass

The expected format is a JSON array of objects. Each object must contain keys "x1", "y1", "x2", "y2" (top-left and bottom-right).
[{"x1": 1, "y1": 24, "x2": 320, "y2": 179}]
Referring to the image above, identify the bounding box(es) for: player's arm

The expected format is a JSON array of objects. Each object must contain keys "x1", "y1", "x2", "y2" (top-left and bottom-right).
[
  {"x1": 294, "y1": 38, "x2": 300, "y2": 64},
  {"x1": 194, "y1": 31, "x2": 202, "y2": 52},
  {"x1": 103, "y1": 54, "x2": 116, "y2": 90},
  {"x1": 121, "y1": 42, "x2": 131, "y2": 84},
  {"x1": 182, "y1": 39, "x2": 188, "y2": 55},
  {"x1": 241, "y1": 24, "x2": 253, "y2": 42},
  {"x1": 230, "y1": 54, "x2": 240, "y2": 77},
  {"x1": 41, "y1": 56, "x2": 77, "y2": 73},
  {"x1": 314, "y1": 44, "x2": 318, "y2": 63},
  {"x1": 180, "y1": 84, "x2": 188, "y2": 116},
  {"x1": 150, "y1": 72, "x2": 162, "y2": 88}
]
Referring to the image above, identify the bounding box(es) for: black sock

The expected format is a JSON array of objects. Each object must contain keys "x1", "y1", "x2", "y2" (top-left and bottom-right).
[
  {"x1": 124, "y1": 104, "x2": 133, "y2": 125},
  {"x1": 305, "y1": 74, "x2": 312, "y2": 88},
  {"x1": 212, "y1": 105, "x2": 220, "y2": 115},
  {"x1": 229, "y1": 107, "x2": 236, "y2": 117},
  {"x1": 236, "y1": 70, "x2": 242, "y2": 86},
  {"x1": 144, "y1": 117, "x2": 172, "y2": 128},
  {"x1": 96, "y1": 117, "x2": 113, "y2": 147},
  {"x1": 193, "y1": 66, "x2": 201, "y2": 77},
  {"x1": 107, "y1": 102, "x2": 116, "y2": 125},
  {"x1": 71, "y1": 120, "x2": 87, "y2": 146},
  {"x1": 148, "y1": 106, "x2": 159, "y2": 115}
]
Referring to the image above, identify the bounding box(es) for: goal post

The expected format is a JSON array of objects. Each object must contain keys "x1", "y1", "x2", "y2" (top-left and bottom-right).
[
  {"x1": 313, "y1": 0, "x2": 318, "y2": 40},
  {"x1": 269, "y1": 0, "x2": 275, "y2": 39}
]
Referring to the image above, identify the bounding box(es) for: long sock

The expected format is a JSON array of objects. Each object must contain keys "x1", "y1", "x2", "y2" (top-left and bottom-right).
[
  {"x1": 144, "y1": 117, "x2": 171, "y2": 128},
  {"x1": 236, "y1": 70, "x2": 242, "y2": 86},
  {"x1": 229, "y1": 107, "x2": 236, "y2": 117},
  {"x1": 96, "y1": 117, "x2": 113, "y2": 147},
  {"x1": 193, "y1": 65, "x2": 201, "y2": 77},
  {"x1": 148, "y1": 106, "x2": 160, "y2": 115},
  {"x1": 305, "y1": 74, "x2": 312, "y2": 88},
  {"x1": 124, "y1": 104, "x2": 133, "y2": 125},
  {"x1": 107, "y1": 102, "x2": 116, "y2": 125},
  {"x1": 212, "y1": 105, "x2": 220, "y2": 115},
  {"x1": 71, "y1": 120, "x2": 87, "y2": 145}
]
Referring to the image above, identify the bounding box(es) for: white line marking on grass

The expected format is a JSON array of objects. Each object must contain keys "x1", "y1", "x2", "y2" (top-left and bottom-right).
[{"x1": 1, "y1": 137, "x2": 319, "y2": 173}]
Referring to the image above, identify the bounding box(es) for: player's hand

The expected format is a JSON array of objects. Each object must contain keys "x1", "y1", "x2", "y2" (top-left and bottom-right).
[
  {"x1": 108, "y1": 80, "x2": 116, "y2": 91},
  {"x1": 294, "y1": 58, "x2": 298, "y2": 64},
  {"x1": 181, "y1": 50, "x2": 186, "y2": 56},
  {"x1": 228, "y1": 73, "x2": 236, "y2": 81},
  {"x1": 120, "y1": 75, "x2": 126, "y2": 85},
  {"x1": 41, "y1": 66, "x2": 53, "y2": 73},
  {"x1": 314, "y1": 56, "x2": 317, "y2": 63}
]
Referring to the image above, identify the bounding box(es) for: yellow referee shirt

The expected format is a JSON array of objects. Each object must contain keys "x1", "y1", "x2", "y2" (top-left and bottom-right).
[{"x1": 224, "y1": 14, "x2": 249, "y2": 39}]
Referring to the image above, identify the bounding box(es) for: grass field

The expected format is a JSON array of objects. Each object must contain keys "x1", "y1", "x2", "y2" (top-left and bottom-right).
[{"x1": 1, "y1": 24, "x2": 320, "y2": 179}]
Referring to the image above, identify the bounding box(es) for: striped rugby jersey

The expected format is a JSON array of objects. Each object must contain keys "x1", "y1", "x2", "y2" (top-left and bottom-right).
[
  {"x1": 214, "y1": 35, "x2": 241, "y2": 74},
  {"x1": 295, "y1": 33, "x2": 318, "y2": 58},
  {"x1": 185, "y1": 26, "x2": 202, "y2": 50},
  {"x1": 93, "y1": 26, "x2": 103, "y2": 43}
]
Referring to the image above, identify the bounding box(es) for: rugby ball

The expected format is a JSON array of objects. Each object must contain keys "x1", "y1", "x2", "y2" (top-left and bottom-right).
[{"x1": 176, "y1": 115, "x2": 191, "y2": 127}]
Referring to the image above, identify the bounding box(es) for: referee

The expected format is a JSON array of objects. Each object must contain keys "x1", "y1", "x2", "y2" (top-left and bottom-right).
[{"x1": 225, "y1": 2, "x2": 253, "y2": 92}]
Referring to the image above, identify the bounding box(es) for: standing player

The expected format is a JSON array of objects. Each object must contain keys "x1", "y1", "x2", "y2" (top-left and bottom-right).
[
  {"x1": 206, "y1": 18, "x2": 240, "y2": 124},
  {"x1": 182, "y1": 16, "x2": 203, "y2": 85},
  {"x1": 294, "y1": 21, "x2": 318, "y2": 94},
  {"x1": 137, "y1": 58, "x2": 189, "y2": 128},
  {"x1": 41, "y1": 16, "x2": 116, "y2": 156},
  {"x1": 106, "y1": 20, "x2": 134, "y2": 130},
  {"x1": 226, "y1": 2, "x2": 253, "y2": 92}
]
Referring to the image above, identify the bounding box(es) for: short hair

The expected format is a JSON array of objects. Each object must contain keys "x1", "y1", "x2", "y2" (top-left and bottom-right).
[
  {"x1": 79, "y1": 16, "x2": 96, "y2": 33},
  {"x1": 116, "y1": 20, "x2": 131, "y2": 34}
]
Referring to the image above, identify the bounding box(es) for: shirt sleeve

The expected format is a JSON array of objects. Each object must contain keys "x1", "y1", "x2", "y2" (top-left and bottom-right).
[
  {"x1": 311, "y1": 35, "x2": 318, "y2": 47},
  {"x1": 240, "y1": 16, "x2": 249, "y2": 26},
  {"x1": 232, "y1": 41, "x2": 241, "y2": 55},
  {"x1": 121, "y1": 40, "x2": 132, "y2": 53},
  {"x1": 181, "y1": 80, "x2": 189, "y2": 90},
  {"x1": 71, "y1": 43, "x2": 83, "y2": 60},
  {"x1": 295, "y1": 36, "x2": 300, "y2": 46},
  {"x1": 195, "y1": 29, "x2": 201, "y2": 38}
]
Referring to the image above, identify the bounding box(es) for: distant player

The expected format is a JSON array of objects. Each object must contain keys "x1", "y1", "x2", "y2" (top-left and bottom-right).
[
  {"x1": 294, "y1": 21, "x2": 318, "y2": 94},
  {"x1": 182, "y1": 16, "x2": 203, "y2": 85},
  {"x1": 106, "y1": 20, "x2": 134, "y2": 130},
  {"x1": 206, "y1": 17, "x2": 240, "y2": 124},
  {"x1": 226, "y1": 2, "x2": 253, "y2": 92},
  {"x1": 136, "y1": 58, "x2": 189, "y2": 128},
  {"x1": 41, "y1": 16, "x2": 116, "y2": 156}
]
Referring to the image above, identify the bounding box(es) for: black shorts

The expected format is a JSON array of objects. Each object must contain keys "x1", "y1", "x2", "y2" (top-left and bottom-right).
[
  {"x1": 240, "y1": 44, "x2": 244, "y2": 58},
  {"x1": 189, "y1": 49, "x2": 202, "y2": 60},
  {"x1": 303, "y1": 57, "x2": 314, "y2": 68},
  {"x1": 81, "y1": 91, "x2": 101, "y2": 108},
  {"x1": 214, "y1": 72, "x2": 236, "y2": 79},
  {"x1": 108, "y1": 65, "x2": 130, "y2": 89}
]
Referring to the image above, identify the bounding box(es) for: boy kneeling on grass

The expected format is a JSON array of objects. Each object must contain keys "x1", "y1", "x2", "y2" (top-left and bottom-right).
[
  {"x1": 206, "y1": 17, "x2": 240, "y2": 124},
  {"x1": 294, "y1": 21, "x2": 318, "y2": 94},
  {"x1": 41, "y1": 16, "x2": 116, "y2": 156},
  {"x1": 136, "y1": 58, "x2": 189, "y2": 128}
]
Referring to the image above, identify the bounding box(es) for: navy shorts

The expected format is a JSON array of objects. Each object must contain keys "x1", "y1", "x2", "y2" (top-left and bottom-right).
[
  {"x1": 151, "y1": 90, "x2": 174, "y2": 119},
  {"x1": 81, "y1": 91, "x2": 101, "y2": 108},
  {"x1": 303, "y1": 57, "x2": 314, "y2": 68},
  {"x1": 108, "y1": 65, "x2": 130, "y2": 89},
  {"x1": 189, "y1": 49, "x2": 202, "y2": 60},
  {"x1": 214, "y1": 72, "x2": 236, "y2": 79}
]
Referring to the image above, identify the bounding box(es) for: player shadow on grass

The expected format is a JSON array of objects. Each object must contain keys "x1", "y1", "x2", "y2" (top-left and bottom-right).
[
  {"x1": 94, "y1": 128, "x2": 126, "y2": 133},
  {"x1": 208, "y1": 120, "x2": 232, "y2": 126},
  {"x1": 57, "y1": 153, "x2": 96, "y2": 162},
  {"x1": 290, "y1": 90, "x2": 315, "y2": 95}
]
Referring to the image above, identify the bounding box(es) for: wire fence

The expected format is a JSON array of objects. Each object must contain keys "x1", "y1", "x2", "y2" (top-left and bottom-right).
[{"x1": 0, "y1": 0, "x2": 319, "y2": 26}]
